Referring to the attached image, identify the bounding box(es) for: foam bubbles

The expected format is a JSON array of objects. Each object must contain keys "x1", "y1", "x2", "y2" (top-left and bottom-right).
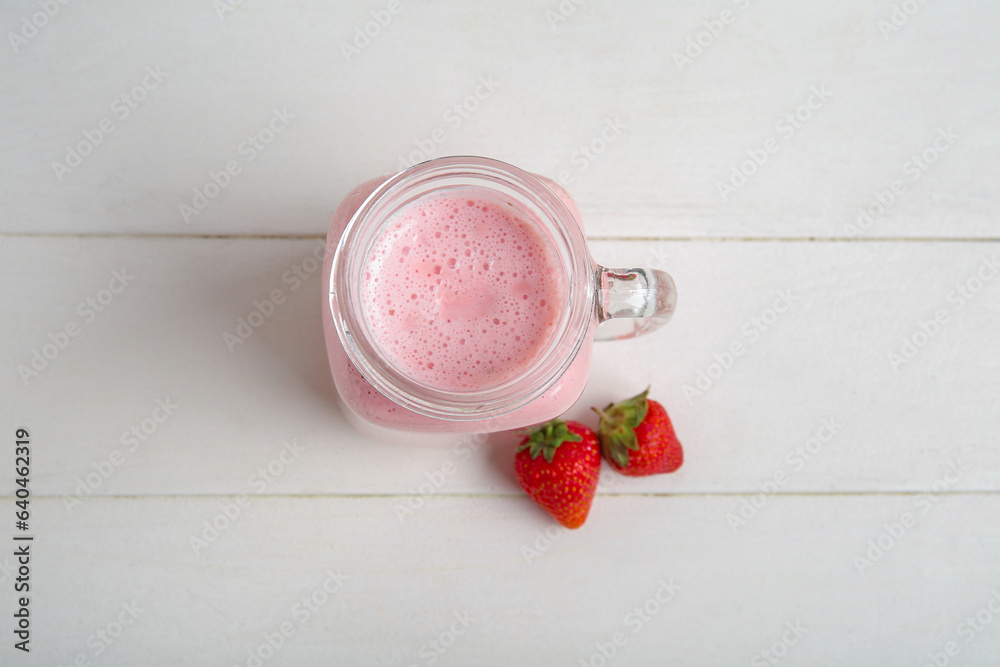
[{"x1": 360, "y1": 191, "x2": 563, "y2": 391}]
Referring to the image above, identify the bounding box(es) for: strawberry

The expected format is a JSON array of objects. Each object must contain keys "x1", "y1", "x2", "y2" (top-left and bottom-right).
[
  {"x1": 593, "y1": 388, "x2": 683, "y2": 476},
  {"x1": 514, "y1": 419, "x2": 601, "y2": 529}
]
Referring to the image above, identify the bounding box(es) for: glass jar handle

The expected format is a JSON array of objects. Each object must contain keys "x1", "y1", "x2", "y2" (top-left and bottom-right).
[{"x1": 594, "y1": 266, "x2": 677, "y2": 341}]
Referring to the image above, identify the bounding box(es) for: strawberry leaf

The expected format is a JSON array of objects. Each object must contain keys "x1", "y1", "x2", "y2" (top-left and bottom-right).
[
  {"x1": 594, "y1": 388, "x2": 650, "y2": 468},
  {"x1": 518, "y1": 419, "x2": 582, "y2": 463}
]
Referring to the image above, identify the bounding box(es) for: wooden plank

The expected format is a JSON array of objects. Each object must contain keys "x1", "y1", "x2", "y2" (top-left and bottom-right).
[
  {"x1": 13, "y1": 494, "x2": 1000, "y2": 665},
  {"x1": 0, "y1": 0, "x2": 996, "y2": 238},
  {"x1": 3, "y1": 2, "x2": 998, "y2": 664},
  {"x1": 2, "y1": 237, "x2": 997, "y2": 497}
]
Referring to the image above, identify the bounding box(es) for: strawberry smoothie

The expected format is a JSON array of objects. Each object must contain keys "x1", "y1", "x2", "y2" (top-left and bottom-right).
[
  {"x1": 323, "y1": 167, "x2": 594, "y2": 434},
  {"x1": 361, "y1": 191, "x2": 564, "y2": 392}
]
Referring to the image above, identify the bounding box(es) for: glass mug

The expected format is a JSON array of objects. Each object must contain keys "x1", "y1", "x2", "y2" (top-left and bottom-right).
[{"x1": 322, "y1": 156, "x2": 676, "y2": 434}]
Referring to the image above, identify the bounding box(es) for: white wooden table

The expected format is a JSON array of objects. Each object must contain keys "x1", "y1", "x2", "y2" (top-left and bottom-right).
[{"x1": 3, "y1": 1, "x2": 999, "y2": 664}]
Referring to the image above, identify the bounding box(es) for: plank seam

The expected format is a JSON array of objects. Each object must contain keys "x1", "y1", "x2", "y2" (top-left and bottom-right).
[
  {"x1": 9, "y1": 491, "x2": 1000, "y2": 500},
  {"x1": 2, "y1": 234, "x2": 1000, "y2": 242}
]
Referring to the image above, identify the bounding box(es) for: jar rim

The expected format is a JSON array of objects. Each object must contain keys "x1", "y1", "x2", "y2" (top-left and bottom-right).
[{"x1": 330, "y1": 156, "x2": 594, "y2": 421}]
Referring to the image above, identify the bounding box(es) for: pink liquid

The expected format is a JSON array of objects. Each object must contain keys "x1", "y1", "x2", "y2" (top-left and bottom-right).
[
  {"x1": 361, "y1": 192, "x2": 563, "y2": 391},
  {"x1": 323, "y1": 174, "x2": 594, "y2": 433}
]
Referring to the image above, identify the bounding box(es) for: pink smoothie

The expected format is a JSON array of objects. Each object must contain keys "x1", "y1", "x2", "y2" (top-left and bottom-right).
[
  {"x1": 361, "y1": 191, "x2": 564, "y2": 391},
  {"x1": 323, "y1": 173, "x2": 594, "y2": 434}
]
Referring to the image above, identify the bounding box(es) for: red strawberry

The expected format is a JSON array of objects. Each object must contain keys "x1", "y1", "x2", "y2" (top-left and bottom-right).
[
  {"x1": 593, "y1": 389, "x2": 683, "y2": 476},
  {"x1": 514, "y1": 419, "x2": 601, "y2": 529}
]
